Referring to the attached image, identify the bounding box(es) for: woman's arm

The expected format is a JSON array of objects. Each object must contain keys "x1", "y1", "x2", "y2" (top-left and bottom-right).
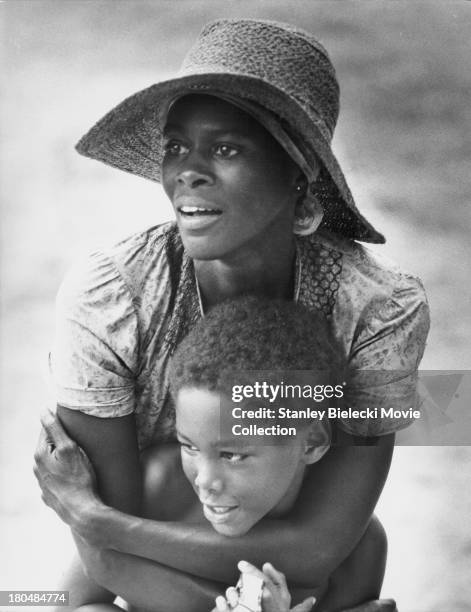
[
  {"x1": 56, "y1": 407, "x2": 142, "y2": 512},
  {"x1": 49, "y1": 408, "x2": 143, "y2": 608},
  {"x1": 82, "y1": 433, "x2": 394, "y2": 587},
  {"x1": 38, "y1": 412, "x2": 393, "y2": 589},
  {"x1": 76, "y1": 538, "x2": 224, "y2": 612}
]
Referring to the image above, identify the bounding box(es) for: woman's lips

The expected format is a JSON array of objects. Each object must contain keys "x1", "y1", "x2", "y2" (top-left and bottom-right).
[
  {"x1": 179, "y1": 205, "x2": 222, "y2": 216},
  {"x1": 176, "y1": 197, "x2": 223, "y2": 231}
]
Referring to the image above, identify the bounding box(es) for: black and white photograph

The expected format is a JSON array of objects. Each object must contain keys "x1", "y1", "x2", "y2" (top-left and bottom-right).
[{"x1": 1, "y1": 2, "x2": 470, "y2": 611}]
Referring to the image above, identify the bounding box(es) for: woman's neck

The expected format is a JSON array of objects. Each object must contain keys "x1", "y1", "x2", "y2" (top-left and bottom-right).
[{"x1": 194, "y1": 237, "x2": 296, "y2": 310}]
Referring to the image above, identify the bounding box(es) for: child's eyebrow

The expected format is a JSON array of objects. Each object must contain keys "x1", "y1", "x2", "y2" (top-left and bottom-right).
[
  {"x1": 175, "y1": 430, "x2": 191, "y2": 442},
  {"x1": 216, "y1": 439, "x2": 254, "y2": 450}
]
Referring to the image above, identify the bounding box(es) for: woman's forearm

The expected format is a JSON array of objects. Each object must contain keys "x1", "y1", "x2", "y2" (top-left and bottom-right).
[
  {"x1": 74, "y1": 534, "x2": 222, "y2": 612},
  {"x1": 75, "y1": 437, "x2": 394, "y2": 587}
]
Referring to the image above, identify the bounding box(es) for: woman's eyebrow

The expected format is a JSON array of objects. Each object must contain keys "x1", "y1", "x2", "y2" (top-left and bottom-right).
[
  {"x1": 162, "y1": 124, "x2": 184, "y2": 136},
  {"x1": 163, "y1": 124, "x2": 253, "y2": 138}
]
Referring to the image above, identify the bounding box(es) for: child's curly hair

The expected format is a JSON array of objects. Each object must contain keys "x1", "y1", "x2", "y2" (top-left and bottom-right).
[{"x1": 169, "y1": 296, "x2": 344, "y2": 397}]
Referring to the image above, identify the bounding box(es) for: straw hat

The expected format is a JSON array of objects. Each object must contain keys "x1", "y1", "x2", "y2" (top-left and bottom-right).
[{"x1": 76, "y1": 18, "x2": 385, "y2": 244}]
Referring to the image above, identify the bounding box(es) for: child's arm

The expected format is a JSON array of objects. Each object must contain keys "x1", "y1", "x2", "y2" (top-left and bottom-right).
[{"x1": 36, "y1": 413, "x2": 393, "y2": 589}]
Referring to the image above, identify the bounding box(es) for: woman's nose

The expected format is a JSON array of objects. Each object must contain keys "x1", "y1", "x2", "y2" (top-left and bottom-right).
[
  {"x1": 194, "y1": 460, "x2": 224, "y2": 496},
  {"x1": 177, "y1": 168, "x2": 213, "y2": 189}
]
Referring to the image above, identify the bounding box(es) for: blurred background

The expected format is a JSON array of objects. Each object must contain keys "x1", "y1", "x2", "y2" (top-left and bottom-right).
[{"x1": 1, "y1": 1, "x2": 470, "y2": 610}]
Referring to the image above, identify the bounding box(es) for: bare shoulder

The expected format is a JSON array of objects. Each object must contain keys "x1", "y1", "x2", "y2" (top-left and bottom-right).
[{"x1": 141, "y1": 443, "x2": 201, "y2": 522}]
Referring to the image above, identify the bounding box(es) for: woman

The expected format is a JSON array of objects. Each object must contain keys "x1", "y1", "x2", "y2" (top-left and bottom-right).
[{"x1": 36, "y1": 19, "x2": 428, "y2": 611}]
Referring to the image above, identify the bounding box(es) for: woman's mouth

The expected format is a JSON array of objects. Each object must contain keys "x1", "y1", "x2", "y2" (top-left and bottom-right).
[
  {"x1": 175, "y1": 199, "x2": 223, "y2": 231},
  {"x1": 178, "y1": 205, "x2": 222, "y2": 217}
]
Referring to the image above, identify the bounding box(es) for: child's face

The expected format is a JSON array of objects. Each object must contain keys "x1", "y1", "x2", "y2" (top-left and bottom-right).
[{"x1": 175, "y1": 387, "x2": 317, "y2": 537}]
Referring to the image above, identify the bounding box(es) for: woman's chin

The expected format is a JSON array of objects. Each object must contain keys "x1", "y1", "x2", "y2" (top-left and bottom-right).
[{"x1": 180, "y1": 236, "x2": 229, "y2": 262}]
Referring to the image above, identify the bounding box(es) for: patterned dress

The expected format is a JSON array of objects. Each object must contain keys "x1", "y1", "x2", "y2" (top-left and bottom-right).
[{"x1": 50, "y1": 222, "x2": 430, "y2": 450}]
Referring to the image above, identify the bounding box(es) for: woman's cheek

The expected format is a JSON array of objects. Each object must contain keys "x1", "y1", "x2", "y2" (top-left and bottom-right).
[{"x1": 161, "y1": 162, "x2": 176, "y2": 198}]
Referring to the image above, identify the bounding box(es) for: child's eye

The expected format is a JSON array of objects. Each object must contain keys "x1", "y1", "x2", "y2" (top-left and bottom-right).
[
  {"x1": 220, "y1": 451, "x2": 247, "y2": 463},
  {"x1": 179, "y1": 441, "x2": 198, "y2": 453},
  {"x1": 163, "y1": 140, "x2": 189, "y2": 156},
  {"x1": 213, "y1": 144, "x2": 239, "y2": 158}
]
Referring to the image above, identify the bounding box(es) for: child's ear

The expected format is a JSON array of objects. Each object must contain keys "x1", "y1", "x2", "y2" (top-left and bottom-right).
[{"x1": 303, "y1": 421, "x2": 330, "y2": 465}]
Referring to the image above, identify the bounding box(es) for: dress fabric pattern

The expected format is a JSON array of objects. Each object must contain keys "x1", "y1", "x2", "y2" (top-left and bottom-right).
[{"x1": 50, "y1": 222, "x2": 430, "y2": 449}]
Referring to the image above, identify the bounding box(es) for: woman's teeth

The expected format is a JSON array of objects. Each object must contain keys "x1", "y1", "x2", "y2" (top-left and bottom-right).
[{"x1": 179, "y1": 206, "x2": 221, "y2": 216}]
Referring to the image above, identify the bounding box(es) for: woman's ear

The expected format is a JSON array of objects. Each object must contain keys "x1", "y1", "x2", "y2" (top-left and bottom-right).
[
  {"x1": 293, "y1": 171, "x2": 308, "y2": 196},
  {"x1": 303, "y1": 421, "x2": 330, "y2": 465}
]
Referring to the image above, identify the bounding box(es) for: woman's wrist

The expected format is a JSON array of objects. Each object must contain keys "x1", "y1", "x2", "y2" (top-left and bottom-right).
[{"x1": 71, "y1": 498, "x2": 111, "y2": 547}]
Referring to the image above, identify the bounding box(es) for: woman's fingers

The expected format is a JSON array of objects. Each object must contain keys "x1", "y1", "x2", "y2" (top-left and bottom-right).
[
  {"x1": 32, "y1": 410, "x2": 99, "y2": 526},
  {"x1": 33, "y1": 427, "x2": 49, "y2": 464},
  {"x1": 40, "y1": 410, "x2": 76, "y2": 455}
]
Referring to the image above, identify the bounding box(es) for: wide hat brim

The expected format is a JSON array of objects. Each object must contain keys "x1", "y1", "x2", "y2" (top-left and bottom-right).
[{"x1": 76, "y1": 72, "x2": 385, "y2": 244}]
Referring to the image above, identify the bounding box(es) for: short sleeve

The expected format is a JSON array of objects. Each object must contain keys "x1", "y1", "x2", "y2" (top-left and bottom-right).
[
  {"x1": 340, "y1": 275, "x2": 430, "y2": 437},
  {"x1": 49, "y1": 251, "x2": 139, "y2": 417}
]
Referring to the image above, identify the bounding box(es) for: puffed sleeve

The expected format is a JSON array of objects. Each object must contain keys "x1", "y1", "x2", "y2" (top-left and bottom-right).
[
  {"x1": 340, "y1": 275, "x2": 430, "y2": 437},
  {"x1": 49, "y1": 250, "x2": 139, "y2": 417}
]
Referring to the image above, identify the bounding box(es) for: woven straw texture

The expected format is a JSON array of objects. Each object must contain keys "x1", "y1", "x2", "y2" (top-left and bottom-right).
[{"x1": 76, "y1": 19, "x2": 384, "y2": 243}]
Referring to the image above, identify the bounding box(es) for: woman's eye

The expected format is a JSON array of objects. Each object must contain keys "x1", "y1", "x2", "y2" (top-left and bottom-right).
[
  {"x1": 213, "y1": 144, "x2": 239, "y2": 158},
  {"x1": 220, "y1": 451, "x2": 246, "y2": 463},
  {"x1": 163, "y1": 140, "x2": 189, "y2": 156}
]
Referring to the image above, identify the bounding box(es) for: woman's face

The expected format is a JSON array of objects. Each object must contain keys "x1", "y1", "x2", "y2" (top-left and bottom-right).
[{"x1": 161, "y1": 95, "x2": 300, "y2": 261}]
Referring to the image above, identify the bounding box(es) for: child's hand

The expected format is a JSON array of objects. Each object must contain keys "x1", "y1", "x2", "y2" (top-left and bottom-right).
[{"x1": 211, "y1": 560, "x2": 315, "y2": 612}]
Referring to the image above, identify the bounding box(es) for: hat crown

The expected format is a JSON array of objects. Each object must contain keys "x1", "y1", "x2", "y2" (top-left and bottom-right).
[
  {"x1": 180, "y1": 19, "x2": 339, "y2": 140},
  {"x1": 75, "y1": 18, "x2": 384, "y2": 243}
]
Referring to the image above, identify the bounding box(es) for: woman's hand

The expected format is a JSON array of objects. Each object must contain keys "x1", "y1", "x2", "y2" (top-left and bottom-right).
[{"x1": 33, "y1": 410, "x2": 101, "y2": 529}]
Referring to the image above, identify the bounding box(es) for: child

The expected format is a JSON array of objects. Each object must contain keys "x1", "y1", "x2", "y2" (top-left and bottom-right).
[{"x1": 139, "y1": 296, "x2": 388, "y2": 611}]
